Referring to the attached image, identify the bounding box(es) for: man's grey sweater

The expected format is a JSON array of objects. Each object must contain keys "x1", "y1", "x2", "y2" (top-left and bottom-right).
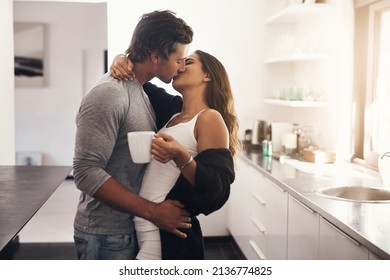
[{"x1": 73, "y1": 73, "x2": 156, "y2": 235}]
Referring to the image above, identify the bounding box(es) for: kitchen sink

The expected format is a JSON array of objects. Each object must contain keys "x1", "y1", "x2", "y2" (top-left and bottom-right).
[{"x1": 316, "y1": 186, "x2": 390, "y2": 203}]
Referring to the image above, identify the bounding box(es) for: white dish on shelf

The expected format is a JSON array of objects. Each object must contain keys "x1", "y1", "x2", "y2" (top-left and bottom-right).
[
  {"x1": 265, "y1": 53, "x2": 330, "y2": 64},
  {"x1": 263, "y1": 98, "x2": 329, "y2": 108}
]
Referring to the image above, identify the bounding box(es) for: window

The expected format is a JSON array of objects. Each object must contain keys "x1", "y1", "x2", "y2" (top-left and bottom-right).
[{"x1": 354, "y1": 0, "x2": 390, "y2": 168}]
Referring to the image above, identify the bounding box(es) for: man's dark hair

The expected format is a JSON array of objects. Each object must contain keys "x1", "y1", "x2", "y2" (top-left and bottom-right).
[{"x1": 125, "y1": 10, "x2": 193, "y2": 63}]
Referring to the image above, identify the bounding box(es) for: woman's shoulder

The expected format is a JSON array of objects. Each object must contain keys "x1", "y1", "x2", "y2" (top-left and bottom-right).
[
  {"x1": 197, "y1": 109, "x2": 225, "y2": 125},
  {"x1": 196, "y1": 109, "x2": 228, "y2": 135},
  {"x1": 198, "y1": 108, "x2": 222, "y2": 119}
]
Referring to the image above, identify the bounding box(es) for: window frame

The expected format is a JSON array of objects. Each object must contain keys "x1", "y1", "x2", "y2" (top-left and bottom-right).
[{"x1": 353, "y1": 0, "x2": 390, "y2": 169}]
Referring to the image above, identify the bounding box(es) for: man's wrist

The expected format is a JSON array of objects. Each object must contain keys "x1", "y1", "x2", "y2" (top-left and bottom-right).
[{"x1": 144, "y1": 200, "x2": 158, "y2": 222}]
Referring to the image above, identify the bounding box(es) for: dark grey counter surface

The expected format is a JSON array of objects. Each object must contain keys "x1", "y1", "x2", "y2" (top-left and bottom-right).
[
  {"x1": 0, "y1": 166, "x2": 72, "y2": 253},
  {"x1": 240, "y1": 150, "x2": 390, "y2": 259}
]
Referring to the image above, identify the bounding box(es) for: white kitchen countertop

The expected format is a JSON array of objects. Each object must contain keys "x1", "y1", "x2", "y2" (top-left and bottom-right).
[{"x1": 240, "y1": 150, "x2": 390, "y2": 259}]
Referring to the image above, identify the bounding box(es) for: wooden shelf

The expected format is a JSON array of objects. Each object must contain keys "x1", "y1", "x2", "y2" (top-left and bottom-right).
[
  {"x1": 265, "y1": 53, "x2": 330, "y2": 64},
  {"x1": 265, "y1": 3, "x2": 331, "y2": 24},
  {"x1": 263, "y1": 98, "x2": 329, "y2": 108}
]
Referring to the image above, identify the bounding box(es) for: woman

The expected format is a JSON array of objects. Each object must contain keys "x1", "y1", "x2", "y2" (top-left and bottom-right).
[{"x1": 111, "y1": 50, "x2": 240, "y2": 259}]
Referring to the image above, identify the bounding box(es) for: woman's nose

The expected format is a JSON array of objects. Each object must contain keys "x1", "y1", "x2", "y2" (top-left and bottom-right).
[{"x1": 178, "y1": 61, "x2": 186, "y2": 72}]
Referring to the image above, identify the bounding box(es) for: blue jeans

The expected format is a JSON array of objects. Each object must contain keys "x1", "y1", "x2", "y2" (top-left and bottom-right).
[{"x1": 73, "y1": 229, "x2": 138, "y2": 260}]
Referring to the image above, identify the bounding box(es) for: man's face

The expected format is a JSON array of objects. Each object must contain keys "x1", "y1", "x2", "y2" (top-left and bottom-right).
[{"x1": 154, "y1": 44, "x2": 189, "y2": 84}]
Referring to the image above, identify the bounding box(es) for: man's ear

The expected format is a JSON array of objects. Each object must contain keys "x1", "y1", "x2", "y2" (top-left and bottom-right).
[{"x1": 150, "y1": 50, "x2": 160, "y2": 63}]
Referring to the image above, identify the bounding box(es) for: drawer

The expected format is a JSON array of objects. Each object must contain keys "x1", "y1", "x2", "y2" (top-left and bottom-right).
[
  {"x1": 251, "y1": 188, "x2": 267, "y2": 222},
  {"x1": 249, "y1": 214, "x2": 267, "y2": 254},
  {"x1": 248, "y1": 238, "x2": 266, "y2": 260}
]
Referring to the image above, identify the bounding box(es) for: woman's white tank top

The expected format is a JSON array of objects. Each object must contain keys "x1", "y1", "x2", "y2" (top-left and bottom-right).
[{"x1": 135, "y1": 111, "x2": 203, "y2": 231}]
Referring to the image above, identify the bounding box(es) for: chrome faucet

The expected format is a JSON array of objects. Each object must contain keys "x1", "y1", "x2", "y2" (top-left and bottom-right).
[{"x1": 378, "y1": 152, "x2": 390, "y2": 187}]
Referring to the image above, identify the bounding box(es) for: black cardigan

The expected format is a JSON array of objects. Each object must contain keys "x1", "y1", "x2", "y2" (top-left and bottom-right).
[
  {"x1": 143, "y1": 82, "x2": 236, "y2": 259},
  {"x1": 160, "y1": 148, "x2": 235, "y2": 260},
  {"x1": 143, "y1": 82, "x2": 183, "y2": 130}
]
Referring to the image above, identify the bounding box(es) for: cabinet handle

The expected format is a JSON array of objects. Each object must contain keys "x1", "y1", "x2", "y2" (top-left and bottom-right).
[
  {"x1": 249, "y1": 240, "x2": 266, "y2": 260},
  {"x1": 252, "y1": 191, "x2": 266, "y2": 206},
  {"x1": 250, "y1": 215, "x2": 267, "y2": 234}
]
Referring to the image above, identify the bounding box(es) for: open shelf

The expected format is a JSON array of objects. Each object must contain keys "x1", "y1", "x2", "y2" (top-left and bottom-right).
[
  {"x1": 263, "y1": 98, "x2": 329, "y2": 108},
  {"x1": 265, "y1": 53, "x2": 330, "y2": 64}
]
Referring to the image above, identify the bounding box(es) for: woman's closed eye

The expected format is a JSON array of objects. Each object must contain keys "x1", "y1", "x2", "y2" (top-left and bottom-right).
[{"x1": 185, "y1": 58, "x2": 195, "y2": 65}]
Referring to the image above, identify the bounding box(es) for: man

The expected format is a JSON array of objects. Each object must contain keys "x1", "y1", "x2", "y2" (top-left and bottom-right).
[{"x1": 73, "y1": 10, "x2": 193, "y2": 260}]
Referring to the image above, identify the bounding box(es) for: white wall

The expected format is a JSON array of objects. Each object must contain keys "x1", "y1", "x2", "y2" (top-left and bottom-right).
[
  {"x1": 0, "y1": 0, "x2": 15, "y2": 165},
  {"x1": 2, "y1": 0, "x2": 354, "y2": 166},
  {"x1": 107, "y1": 0, "x2": 354, "y2": 159},
  {"x1": 13, "y1": 1, "x2": 107, "y2": 165},
  {"x1": 107, "y1": 0, "x2": 266, "y2": 139},
  {"x1": 294, "y1": 0, "x2": 354, "y2": 160},
  {"x1": 11, "y1": 0, "x2": 266, "y2": 166}
]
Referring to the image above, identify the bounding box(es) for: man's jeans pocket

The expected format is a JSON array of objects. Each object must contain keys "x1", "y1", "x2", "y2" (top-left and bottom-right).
[{"x1": 74, "y1": 229, "x2": 137, "y2": 260}]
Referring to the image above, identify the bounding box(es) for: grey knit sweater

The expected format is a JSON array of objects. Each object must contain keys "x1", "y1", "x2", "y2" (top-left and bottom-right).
[{"x1": 73, "y1": 73, "x2": 156, "y2": 235}]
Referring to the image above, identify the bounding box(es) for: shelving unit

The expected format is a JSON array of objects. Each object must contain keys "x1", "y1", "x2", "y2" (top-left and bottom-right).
[{"x1": 264, "y1": 2, "x2": 332, "y2": 109}]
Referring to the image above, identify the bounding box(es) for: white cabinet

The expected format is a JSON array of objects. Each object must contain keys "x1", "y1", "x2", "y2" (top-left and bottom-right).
[
  {"x1": 248, "y1": 171, "x2": 267, "y2": 260},
  {"x1": 228, "y1": 158, "x2": 265, "y2": 259},
  {"x1": 263, "y1": 178, "x2": 288, "y2": 259},
  {"x1": 287, "y1": 195, "x2": 319, "y2": 259},
  {"x1": 229, "y1": 157, "x2": 379, "y2": 260},
  {"x1": 369, "y1": 251, "x2": 381, "y2": 260},
  {"x1": 318, "y1": 217, "x2": 369, "y2": 260},
  {"x1": 248, "y1": 174, "x2": 289, "y2": 260},
  {"x1": 228, "y1": 159, "x2": 288, "y2": 260},
  {"x1": 198, "y1": 206, "x2": 229, "y2": 237}
]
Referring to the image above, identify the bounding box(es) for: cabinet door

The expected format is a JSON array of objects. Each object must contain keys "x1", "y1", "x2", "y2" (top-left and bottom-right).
[
  {"x1": 287, "y1": 195, "x2": 319, "y2": 259},
  {"x1": 228, "y1": 159, "x2": 288, "y2": 260},
  {"x1": 264, "y1": 178, "x2": 288, "y2": 260},
  {"x1": 248, "y1": 176, "x2": 268, "y2": 260},
  {"x1": 198, "y1": 205, "x2": 228, "y2": 237},
  {"x1": 248, "y1": 174, "x2": 288, "y2": 260},
  {"x1": 369, "y1": 251, "x2": 381, "y2": 260},
  {"x1": 228, "y1": 159, "x2": 264, "y2": 259},
  {"x1": 319, "y1": 217, "x2": 369, "y2": 260}
]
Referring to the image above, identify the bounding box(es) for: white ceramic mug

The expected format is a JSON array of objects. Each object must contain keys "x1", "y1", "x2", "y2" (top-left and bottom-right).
[{"x1": 127, "y1": 131, "x2": 155, "y2": 163}]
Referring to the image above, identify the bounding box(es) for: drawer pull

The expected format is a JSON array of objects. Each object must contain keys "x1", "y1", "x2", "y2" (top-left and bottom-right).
[
  {"x1": 252, "y1": 191, "x2": 266, "y2": 206},
  {"x1": 249, "y1": 240, "x2": 266, "y2": 260},
  {"x1": 250, "y1": 215, "x2": 266, "y2": 234}
]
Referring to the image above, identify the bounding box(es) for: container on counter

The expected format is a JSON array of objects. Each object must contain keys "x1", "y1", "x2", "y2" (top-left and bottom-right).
[{"x1": 262, "y1": 140, "x2": 273, "y2": 157}]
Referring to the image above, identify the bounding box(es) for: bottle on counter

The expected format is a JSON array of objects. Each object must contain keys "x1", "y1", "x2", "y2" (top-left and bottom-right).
[
  {"x1": 262, "y1": 139, "x2": 273, "y2": 157},
  {"x1": 267, "y1": 140, "x2": 273, "y2": 157}
]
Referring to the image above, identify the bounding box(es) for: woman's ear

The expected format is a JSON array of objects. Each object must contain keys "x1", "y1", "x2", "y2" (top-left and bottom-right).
[{"x1": 204, "y1": 75, "x2": 211, "y2": 82}]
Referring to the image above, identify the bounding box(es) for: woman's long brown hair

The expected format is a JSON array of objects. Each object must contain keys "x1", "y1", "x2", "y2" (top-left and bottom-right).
[{"x1": 195, "y1": 50, "x2": 241, "y2": 157}]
